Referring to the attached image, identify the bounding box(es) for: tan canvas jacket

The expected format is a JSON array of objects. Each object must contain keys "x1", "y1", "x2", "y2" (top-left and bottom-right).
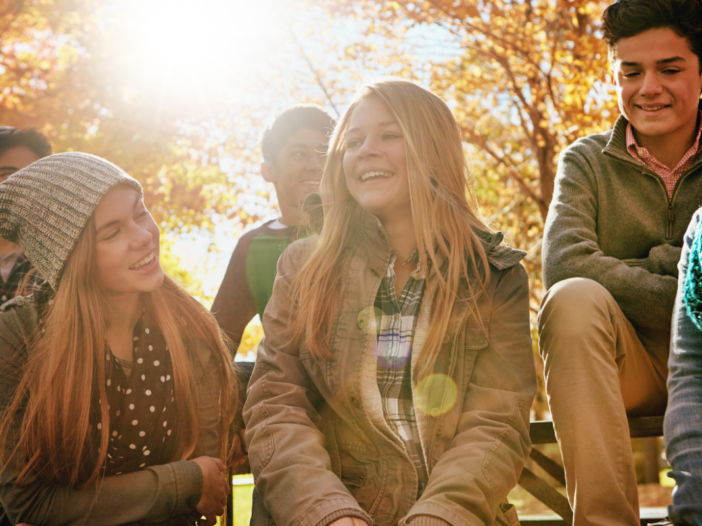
[{"x1": 244, "y1": 211, "x2": 536, "y2": 526}]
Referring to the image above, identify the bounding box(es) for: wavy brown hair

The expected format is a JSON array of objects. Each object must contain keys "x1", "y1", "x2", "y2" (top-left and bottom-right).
[
  {"x1": 290, "y1": 77, "x2": 491, "y2": 379},
  {"x1": 0, "y1": 215, "x2": 236, "y2": 487}
]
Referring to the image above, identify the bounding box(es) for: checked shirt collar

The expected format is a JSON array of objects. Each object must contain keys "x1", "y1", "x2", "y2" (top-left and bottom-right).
[{"x1": 626, "y1": 111, "x2": 702, "y2": 199}]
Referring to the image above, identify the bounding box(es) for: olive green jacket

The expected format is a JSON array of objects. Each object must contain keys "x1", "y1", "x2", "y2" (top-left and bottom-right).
[
  {"x1": 0, "y1": 296, "x2": 222, "y2": 526},
  {"x1": 244, "y1": 210, "x2": 536, "y2": 526}
]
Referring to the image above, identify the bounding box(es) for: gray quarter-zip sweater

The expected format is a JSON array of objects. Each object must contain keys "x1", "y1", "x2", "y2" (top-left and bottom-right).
[{"x1": 543, "y1": 112, "x2": 702, "y2": 332}]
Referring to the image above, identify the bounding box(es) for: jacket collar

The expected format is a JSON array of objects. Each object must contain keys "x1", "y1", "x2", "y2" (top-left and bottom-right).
[
  {"x1": 603, "y1": 100, "x2": 702, "y2": 171},
  {"x1": 355, "y1": 206, "x2": 526, "y2": 271},
  {"x1": 473, "y1": 228, "x2": 527, "y2": 270},
  {"x1": 602, "y1": 113, "x2": 630, "y2": 160},
  {"x1": 304, "y1": 193, "x2": 527, "y2": 270}
]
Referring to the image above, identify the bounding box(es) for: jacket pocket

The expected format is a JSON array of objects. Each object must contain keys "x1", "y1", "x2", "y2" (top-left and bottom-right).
[
  {"x1": 464, "y1": 319, "x2": 489, "y2": 350},
  {"x1": 340, "y1": 466, "x2": 367, "y2": 497}
]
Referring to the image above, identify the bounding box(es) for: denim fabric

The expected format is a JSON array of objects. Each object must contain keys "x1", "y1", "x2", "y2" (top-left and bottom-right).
[{"x1": 665, "y1": 208, "x2": 702, "y2": 525}]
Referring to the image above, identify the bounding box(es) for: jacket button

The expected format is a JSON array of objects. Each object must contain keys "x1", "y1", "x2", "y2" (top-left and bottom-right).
[
  {"x1": 351, "y1": 396, "x2": 360, "y2": 407},
  {"x1": 442, "y1": 334, "x2": 451, "y2": 344}
]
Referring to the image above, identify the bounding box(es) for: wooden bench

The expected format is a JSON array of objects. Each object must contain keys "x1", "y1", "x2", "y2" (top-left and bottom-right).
[{"x1": 518, "y1": 416, "x2": 666, "y2": 525}]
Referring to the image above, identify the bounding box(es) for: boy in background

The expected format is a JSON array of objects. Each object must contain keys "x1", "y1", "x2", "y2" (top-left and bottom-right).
[
  {"x1": 0, "y1": 127, "x2": 52, "y2": 302},
  {"x1": 212, "y1": 105, "x2": 334, "y2": 349}
]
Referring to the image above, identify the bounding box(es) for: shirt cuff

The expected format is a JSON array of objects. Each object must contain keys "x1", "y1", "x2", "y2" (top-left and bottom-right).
[
  {"x1": 170, "y1": 460, "x2": 204, "y2": 514},
  {"x1": 406, "y1": 515, "x2": 452, "y2": 526},
  {"x1": 317, "y1": 507, "x2": 372, "y2": 526}
]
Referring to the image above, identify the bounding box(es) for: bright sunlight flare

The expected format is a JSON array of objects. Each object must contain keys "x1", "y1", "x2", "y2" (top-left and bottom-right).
[{"x1": 106, "y1": 0, "x2": 288, "y2": 109}]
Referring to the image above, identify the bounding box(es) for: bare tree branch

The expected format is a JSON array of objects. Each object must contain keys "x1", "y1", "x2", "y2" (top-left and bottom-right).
[
  {"x1": 287, "y1": 27, "x2": 340, "y2": 117},
  {"x1": 462, "y1": 125, "x2": 549, "y2": 219},
  {"x1": 491, "y1": 52, "x2": 538, "y2": 146}
]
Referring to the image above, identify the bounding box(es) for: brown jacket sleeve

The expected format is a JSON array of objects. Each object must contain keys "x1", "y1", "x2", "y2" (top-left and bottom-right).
[{"x1": 243, "y1": 246, "x2": 372, "y2": 526}]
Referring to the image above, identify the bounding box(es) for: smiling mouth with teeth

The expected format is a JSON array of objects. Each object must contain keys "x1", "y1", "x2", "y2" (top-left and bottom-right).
[
  {"x1": 130, "y1": 251, "x2": 156, "y2": 270},
  {"x1": 302, "y1": 179, "x2": 320, "y2": 186},
  {"x1": 360, "y1": 171, "x2": 393, "y2": 182},
  {"x1": 637, "y1": 105, "x2": 669, "y2": 111}
]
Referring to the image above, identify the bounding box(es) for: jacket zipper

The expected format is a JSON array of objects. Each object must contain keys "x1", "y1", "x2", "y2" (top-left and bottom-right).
[
  {"x1": 640, "y1": 167, "x2": 696, "y2": 241},
  {"x1": 603, "y1": 147, "x2": 702, "y2": 241},
  {"x1": 665, "y1": 163, "x2": 700, "y2": 240}
]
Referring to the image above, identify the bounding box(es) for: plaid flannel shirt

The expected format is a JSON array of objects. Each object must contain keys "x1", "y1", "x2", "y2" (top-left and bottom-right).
[
  {"x1": 374, "y1": 250, "x2": 428, "y2": 495},
  {"x1": 626, "y1": 110, "x2": 702, "y2": 199}
]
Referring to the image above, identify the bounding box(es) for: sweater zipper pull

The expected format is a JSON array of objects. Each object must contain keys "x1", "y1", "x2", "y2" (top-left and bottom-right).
[{"x1": 667, "y1": 202, "x2": 674, "y2": 240}]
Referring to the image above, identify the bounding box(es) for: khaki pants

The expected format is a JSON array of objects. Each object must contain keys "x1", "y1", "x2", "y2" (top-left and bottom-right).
[{"x1": 537, "y1": 278, "x2": 669, "y2": 526}]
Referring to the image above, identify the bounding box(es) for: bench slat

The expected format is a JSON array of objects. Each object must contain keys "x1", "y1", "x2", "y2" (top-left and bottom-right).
[
  {"x1": 529, "y1": 448, "x2": 566, "y2": 486},
  {"x1": 529, "y1": 416, "x2": 664, "y2": 444},
  {"x1": 518, "y1": 468, "x2": 574, "y2": 523}
]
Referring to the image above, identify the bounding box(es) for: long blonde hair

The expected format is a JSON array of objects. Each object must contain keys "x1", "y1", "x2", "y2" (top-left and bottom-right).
[
  {"x1": 291, "y1": 78, "x2": 491, "y2": 379},
  {"x1": 0, "y1": 217, "x2": 236, "y2": 487}
]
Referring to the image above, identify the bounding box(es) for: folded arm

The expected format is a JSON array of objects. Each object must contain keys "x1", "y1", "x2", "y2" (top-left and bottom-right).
[
  {"x1": 0, "y1": 460, "x2": 202, "y2": 526},
  {"x1": 543, "y1": 150, "x2": 677, "y2": 331}
]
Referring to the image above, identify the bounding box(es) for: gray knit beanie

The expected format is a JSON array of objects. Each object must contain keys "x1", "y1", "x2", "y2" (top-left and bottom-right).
[{"x1": 0, "y1": 152, "x2": 143, "y2": 290}]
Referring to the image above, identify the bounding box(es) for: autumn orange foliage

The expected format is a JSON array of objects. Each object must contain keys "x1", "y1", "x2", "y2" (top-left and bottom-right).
[{"x1": 1, "y1": 0, "x2": 627, "y2": 413}]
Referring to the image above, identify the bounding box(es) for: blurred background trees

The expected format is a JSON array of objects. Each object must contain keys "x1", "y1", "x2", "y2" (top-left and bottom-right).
[
  {"x1": 3, "y1": 0, "x2": 675, "y2": 502},
  {"x1": 1, "y1": 0, "x2": 618, "y2": 414}
]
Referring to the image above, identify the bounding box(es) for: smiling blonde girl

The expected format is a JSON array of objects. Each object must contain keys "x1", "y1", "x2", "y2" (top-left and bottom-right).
[{"x1": 243, "y1": 78, "x2": 536, "y2": 526}]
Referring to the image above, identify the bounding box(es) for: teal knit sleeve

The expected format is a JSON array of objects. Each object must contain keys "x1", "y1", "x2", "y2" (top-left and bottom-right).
[{"x1": 684, "y1": 212, "x2": 702, "y2": 331}]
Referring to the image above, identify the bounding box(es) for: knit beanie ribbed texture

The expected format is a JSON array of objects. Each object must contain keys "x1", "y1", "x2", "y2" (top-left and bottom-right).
[{"x1": 0, "y1": 152, "x2": 143, "y2": 289}]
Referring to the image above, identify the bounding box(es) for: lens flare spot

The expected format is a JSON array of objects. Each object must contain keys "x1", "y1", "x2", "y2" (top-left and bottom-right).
[
  {"x1": 373, "y1": 335, "x2": 412, "y2": 370},
  {"x1": 415, "y1": 374, "x2": 458, "y2": 416},
  {"x1": 357, "y1": 306, "x2": 382, "y2": 335}
]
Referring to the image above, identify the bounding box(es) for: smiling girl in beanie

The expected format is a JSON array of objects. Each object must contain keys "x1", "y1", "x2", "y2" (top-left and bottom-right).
[{"x1": 0, "y1": 152, "x2": 240, "y2": 526}]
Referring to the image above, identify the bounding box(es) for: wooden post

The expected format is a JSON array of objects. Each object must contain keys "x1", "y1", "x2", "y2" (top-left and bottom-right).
[{"x1": 643, "y1": 437, "x2": 660, "y2": 485}]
